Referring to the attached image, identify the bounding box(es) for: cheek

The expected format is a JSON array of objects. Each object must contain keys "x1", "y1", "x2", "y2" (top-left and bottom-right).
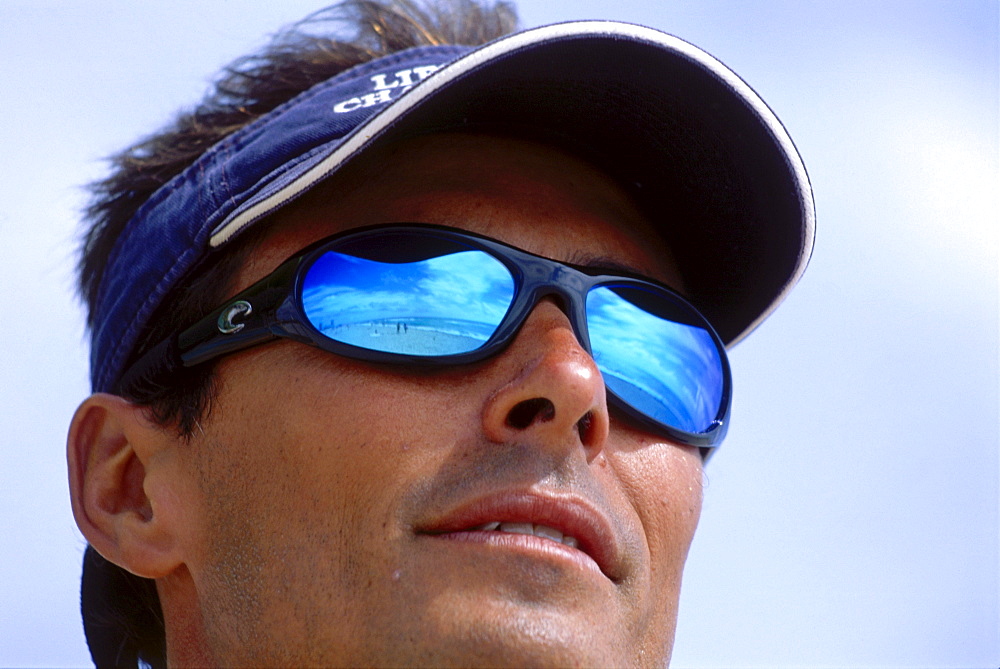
[
  {"x1": 200, "y1": 345, "x2": 475, "y2": 529},
  {"x1": 610, "y1": 439, "x2": 703, "y2": 588},
  {"x1": 195, "y1": 346, "x2": 493, "y2": 541},
  {"x1": 185, "y1": 348, "x2": 483, "y2": 652}
]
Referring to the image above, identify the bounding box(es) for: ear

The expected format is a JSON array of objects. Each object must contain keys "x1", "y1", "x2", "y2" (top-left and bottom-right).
[{"x1": 67, "y1": 393, "x2": 184, "y2": 579}]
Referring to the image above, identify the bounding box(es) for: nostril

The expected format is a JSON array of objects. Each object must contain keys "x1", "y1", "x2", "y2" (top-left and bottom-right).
[
  {"x1": 506, "y1": 398, "x2": 556, "y2": 429},
  {"x1": 576, "y1": 411, "x2": 594, "y2": 442}
]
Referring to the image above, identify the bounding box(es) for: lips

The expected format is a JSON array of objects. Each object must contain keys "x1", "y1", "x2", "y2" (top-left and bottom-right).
[{"x1": 417, "y1": 492, "x2": 623, "y2": 582}]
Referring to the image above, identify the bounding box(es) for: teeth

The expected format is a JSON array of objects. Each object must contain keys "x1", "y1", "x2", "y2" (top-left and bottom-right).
[
  {"x1": 499, "y1": 522, "x2": 534, "y2": 535},
  {"x1": 470, "y1": 521, "x2": 579, "y2": 548},
  {"x1": 532, "y1": 524, "x2": 563, "y2": 542}
]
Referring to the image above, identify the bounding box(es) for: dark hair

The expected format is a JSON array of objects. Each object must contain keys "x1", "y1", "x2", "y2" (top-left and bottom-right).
[{"x1": 77, "y1": 2, "x2": 517, "y2": 666}]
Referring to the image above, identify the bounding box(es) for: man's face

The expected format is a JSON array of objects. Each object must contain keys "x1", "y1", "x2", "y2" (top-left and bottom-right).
[{"x1": 167, "y1": 133, "x2": 704, "y2": 666}]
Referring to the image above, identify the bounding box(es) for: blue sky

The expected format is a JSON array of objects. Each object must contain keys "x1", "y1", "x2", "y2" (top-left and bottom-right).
[{"x1": 0, "y1": 1, "x2": 996, "y2": 667}]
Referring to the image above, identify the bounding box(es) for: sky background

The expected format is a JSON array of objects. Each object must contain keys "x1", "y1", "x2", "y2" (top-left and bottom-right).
[{"x1": 0, "y1": 1, "x2": 996, "y2": 667}]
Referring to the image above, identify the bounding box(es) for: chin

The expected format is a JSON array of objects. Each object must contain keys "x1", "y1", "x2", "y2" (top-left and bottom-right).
[{"x1": 367, "y1": 604, "x2": 664, "y2": 669}]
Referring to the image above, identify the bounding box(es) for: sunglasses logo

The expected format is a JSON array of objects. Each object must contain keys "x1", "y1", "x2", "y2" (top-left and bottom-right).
[{"x1": 217, "y1": 300, "x2": 253, "y2": 335}]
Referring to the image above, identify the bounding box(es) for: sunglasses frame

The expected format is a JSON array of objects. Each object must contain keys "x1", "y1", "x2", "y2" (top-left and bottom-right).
[{"x1": 121, "y1": 223, "x2": 731, "y2": 448}]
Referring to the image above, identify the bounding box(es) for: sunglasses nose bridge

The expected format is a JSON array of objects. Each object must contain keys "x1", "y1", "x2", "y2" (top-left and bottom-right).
[{"x1": 517, "y1": 260, "x2": 592, "y2": 348}]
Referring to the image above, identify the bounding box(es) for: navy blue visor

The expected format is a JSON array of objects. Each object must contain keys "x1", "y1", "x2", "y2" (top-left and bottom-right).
[{"x1": 120, "y1": 224, "x2": 731, "y2": 448}]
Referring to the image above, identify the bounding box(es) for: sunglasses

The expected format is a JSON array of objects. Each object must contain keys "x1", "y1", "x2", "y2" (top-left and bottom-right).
[{"x1": 121, "y1": 224, "x2": 731, "y2": 448}]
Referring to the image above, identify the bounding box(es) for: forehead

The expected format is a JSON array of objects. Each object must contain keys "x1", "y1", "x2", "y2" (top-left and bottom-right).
[{"x1": 237, "y1": 133, "x2": 682, "y2": 290}]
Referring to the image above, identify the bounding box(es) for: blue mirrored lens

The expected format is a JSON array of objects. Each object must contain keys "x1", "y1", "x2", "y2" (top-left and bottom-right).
[
  {"x1": 302, "y1": 249, "x2": 515, "y2": 355},
  {"x1": 586, "y1": 285, "x2": 724, "y2": 433}
]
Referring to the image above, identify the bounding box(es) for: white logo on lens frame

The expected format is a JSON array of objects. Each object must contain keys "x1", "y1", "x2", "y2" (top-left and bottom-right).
[{"x1": 218, "y1": 300, "x2": 253, "y2": 334}]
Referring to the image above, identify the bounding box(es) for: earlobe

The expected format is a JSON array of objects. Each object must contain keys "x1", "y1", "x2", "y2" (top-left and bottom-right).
[{"x1": 67, "y1": 393, "x2": 183, "y2": 579}]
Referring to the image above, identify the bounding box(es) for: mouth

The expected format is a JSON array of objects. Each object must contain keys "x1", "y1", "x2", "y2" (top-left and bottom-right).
[{"x1": 417, "y1": 492, "x2": 623, "y2": 583}]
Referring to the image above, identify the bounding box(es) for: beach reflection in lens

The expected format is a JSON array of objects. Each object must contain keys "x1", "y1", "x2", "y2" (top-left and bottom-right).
[
  {"x1": 303, "y1": 249, "x2": 515, "y2": 355},
  {"x1": 586, "y1": 285, "x2": 723, "y2": 433}
]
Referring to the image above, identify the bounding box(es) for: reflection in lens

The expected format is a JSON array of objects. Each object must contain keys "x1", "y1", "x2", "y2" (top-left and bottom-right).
[
  {"x1": 586, "y1": 285, "x2": 723, "y2": 433},
  {"x1": 302, "y1": 249, "x2": 515, "y2": 355}
]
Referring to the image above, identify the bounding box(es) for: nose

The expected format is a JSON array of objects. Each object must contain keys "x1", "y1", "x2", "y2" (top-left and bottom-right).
[{"x1": 481, "y1": 301, "x2": 610, "y2": 459}]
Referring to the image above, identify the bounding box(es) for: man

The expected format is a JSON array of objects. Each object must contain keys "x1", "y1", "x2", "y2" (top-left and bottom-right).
[{"x1": 67, "y1": 1, "x2": 814, "y2": 666}]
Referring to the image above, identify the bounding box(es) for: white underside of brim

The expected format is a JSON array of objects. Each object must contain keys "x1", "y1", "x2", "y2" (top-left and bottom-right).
[{"x1": 208, "y1": 20, "x2": 815, "y2": 347}]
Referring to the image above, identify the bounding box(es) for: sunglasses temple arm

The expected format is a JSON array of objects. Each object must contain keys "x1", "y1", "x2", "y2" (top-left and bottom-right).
[
  {"x1": 114, "y1": 316, "x2": 280, "y2": 397},
  {"x1": 177, "y1": 259, "x2": 303, "y2": 368},
  {"x1": 177, "y1": 270, "x2": 298, "y2": 367},
  {"x1": 112, "y1": 255, "x2": 301, "y2": 396},
  {"x1": 179, "y1": 325, "x2": 279, "y2": 367}
]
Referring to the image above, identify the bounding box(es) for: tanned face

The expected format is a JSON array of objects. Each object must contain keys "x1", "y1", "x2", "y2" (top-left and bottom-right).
[{"x1": 112, "y1": 134, "x2": 704, "y2": 666}]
